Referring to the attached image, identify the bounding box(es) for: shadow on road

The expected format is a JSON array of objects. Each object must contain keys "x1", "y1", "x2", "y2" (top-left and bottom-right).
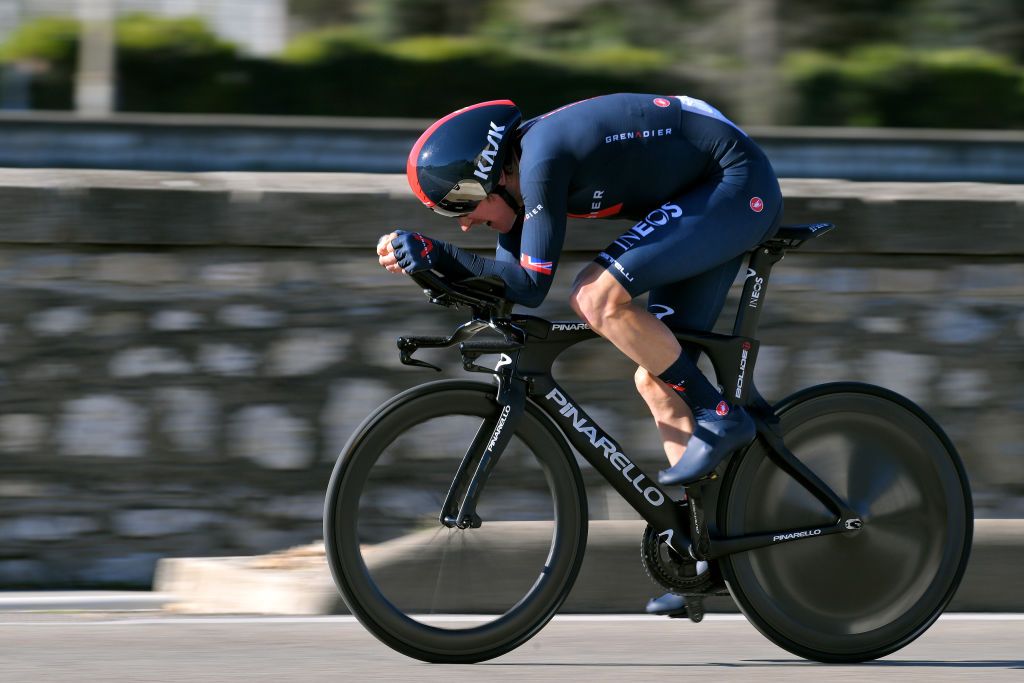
[
  {"x1": 487, "y1": 660, "x2": 1024, "y2": 669},
  {"x1": 751, "y1": 659, "x2": 1024, "y2": 669}
]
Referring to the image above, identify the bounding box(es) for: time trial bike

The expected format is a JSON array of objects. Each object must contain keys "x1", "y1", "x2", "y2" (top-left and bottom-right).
[{"x1": 324, "y1": 222, "x2": 973, "y2": 664}]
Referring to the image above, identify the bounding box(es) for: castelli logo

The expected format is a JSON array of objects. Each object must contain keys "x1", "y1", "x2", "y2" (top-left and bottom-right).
[
  {"x1": 653, "y1": 97, "x2": 671, "y2": 108},
  {"x1": 749, "y1": 196, "x2": 764, "y2": 213},
  {"x1": 716, "y1": 401, "x2": 730, "y2": 416}
]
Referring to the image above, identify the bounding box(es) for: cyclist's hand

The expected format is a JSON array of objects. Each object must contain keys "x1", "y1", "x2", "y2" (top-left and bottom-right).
[
  {"x1": 377, "y1": 230, "x2": 404, "y2": 273},
  {"x1": 390, "y1": 231, "x2": 442, "y2": 274}
]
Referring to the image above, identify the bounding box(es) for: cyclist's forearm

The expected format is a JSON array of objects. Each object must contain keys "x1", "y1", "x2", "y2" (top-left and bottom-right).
[
  {"x1": 433, "y1": 240, "x2": 477, "y2": 280},
  {"x1": 440, "y1": 241, "x2": 550, "y2": 307}
]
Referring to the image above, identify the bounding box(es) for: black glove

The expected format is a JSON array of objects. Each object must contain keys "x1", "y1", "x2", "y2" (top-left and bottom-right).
[{"x1": 391, "y1": 231, "x2": 444, "y2": 274}]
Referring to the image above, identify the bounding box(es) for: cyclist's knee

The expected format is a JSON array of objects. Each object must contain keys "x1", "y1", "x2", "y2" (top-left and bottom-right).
[
  {"x1": 569, "y1": 268, "x2": 629, "y2": 329},
  {"x1": 568, "y1": 284, "x2": 598, "y2": 326}
]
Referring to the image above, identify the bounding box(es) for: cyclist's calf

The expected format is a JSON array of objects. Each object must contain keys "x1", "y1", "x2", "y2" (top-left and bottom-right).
[{"x1": 634, "y1": 366, "x2": 694, "y2": 466}]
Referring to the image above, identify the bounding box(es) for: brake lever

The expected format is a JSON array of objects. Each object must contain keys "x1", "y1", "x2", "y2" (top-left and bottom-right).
[
  {"x1": 397, "y1": 338, "x2": 442, "y2": 372},
  {"x1": 403, "y1": 356, "x2": 442, "y2": 372}
]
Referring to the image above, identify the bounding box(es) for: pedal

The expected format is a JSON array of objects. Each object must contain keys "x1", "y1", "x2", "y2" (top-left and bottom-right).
[{"x1": 686, "y1": 596, "x2": 705, "y2": 624}]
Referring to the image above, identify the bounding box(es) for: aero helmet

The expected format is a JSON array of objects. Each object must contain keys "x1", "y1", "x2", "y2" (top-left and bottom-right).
[{"x1": 406, "y1": 100, "x2": 522, "y2": 217}]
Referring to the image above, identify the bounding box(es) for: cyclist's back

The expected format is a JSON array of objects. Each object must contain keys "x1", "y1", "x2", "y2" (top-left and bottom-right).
[{"x1": 516, "y1": 93, "x2": 772, "y2": 223}]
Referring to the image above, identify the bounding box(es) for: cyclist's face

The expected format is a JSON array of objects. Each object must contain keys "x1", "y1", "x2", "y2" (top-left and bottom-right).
[
  {"x1": 457, "y1": 170, "x2": 520, "y2": 234},
  {"x1": 457, "y1": 193, "x2": 517, "y2": 234}
]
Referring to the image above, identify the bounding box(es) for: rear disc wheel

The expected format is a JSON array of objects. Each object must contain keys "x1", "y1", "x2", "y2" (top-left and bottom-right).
[{"x1": 720, "y1": 383, "x2": 972, "y2": 662}]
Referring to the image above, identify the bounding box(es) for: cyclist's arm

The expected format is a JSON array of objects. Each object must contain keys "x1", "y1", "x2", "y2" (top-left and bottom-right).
[
  {"x1": 495, "y1": 215, "x2": 523, "y2": 266},
  {"x1": 425, "y1": 213, "x2": 523, "y2": 281},
  {"x1": 431, "y1": 159, "x2": 570, "y2": 308}
]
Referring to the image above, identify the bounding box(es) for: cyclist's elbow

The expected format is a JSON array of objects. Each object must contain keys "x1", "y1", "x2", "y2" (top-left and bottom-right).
[
  {"x1": 509, "y1": 272, "x2": 551, "y2": 308},
  {"x1": 515, "y1": 291, "x2": 545, "y2": 308}
]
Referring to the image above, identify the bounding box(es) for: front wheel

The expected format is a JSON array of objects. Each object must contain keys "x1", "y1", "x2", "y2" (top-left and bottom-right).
[
  {"x1": 324, "y1": 380, "x2": 588, "y2": 663},
  {"x1": 720, "y1": 382, "x2": 973, "y2": 662}
]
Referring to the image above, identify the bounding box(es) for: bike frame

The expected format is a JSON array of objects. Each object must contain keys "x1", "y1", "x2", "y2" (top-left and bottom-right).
[{"x1": 403, "y1": 234, "x2": 862, "y2": 562}]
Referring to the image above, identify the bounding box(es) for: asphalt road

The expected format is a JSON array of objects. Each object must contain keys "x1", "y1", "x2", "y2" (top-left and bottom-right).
[{"x1": 1, "y1": 613, "x2": 1021, "y2": 682}]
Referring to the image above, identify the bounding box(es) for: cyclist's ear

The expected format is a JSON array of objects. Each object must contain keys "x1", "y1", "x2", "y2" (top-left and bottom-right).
[
  {"x1": 501, "y1": 146, "x2": 520, "y2": 180},
  {"x1": 498, "y1": 166, "x2": 521, "y2": 198}
]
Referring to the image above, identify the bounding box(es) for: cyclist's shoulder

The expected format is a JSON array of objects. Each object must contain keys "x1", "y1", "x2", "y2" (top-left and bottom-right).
[
  {"x1": 521, "y1": 93, "x2": 639, "y2": 131},
  {"x1": 517, "y1": 95, "x2": 628, "y2": 161},
  {"x1": 517, "y1": 115, "x2": 577, "y2": 178}
]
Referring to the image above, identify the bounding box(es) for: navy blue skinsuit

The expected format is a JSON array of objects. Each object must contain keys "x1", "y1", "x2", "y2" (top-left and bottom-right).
[{"x1": 438, "y1": 93, "x2": 783, "y2": 338}]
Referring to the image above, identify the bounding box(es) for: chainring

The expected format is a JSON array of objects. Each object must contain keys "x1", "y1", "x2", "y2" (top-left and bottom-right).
[{"x1": 641, "y1": 523, "x2": 714, "y2": 594}]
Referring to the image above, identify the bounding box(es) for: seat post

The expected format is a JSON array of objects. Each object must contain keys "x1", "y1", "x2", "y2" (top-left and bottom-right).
[{"x1": 732, "y1": 246, "x2": 785, "y2": 339}]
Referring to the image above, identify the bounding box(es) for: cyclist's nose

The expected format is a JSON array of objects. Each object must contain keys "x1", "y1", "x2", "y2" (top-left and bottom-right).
[{"x1": 459, "y1": 218, "x2": 492, "y2": 232}]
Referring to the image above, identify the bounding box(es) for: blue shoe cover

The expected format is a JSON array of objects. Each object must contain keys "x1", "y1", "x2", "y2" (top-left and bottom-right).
[{"x1": 658, "y1": 408, "x2": 755, "y2": 486}]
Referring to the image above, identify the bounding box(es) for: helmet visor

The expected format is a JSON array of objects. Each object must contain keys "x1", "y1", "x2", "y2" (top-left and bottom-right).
[{"x1": 432, "y1": 179, "x2": 489, "y2": 218}]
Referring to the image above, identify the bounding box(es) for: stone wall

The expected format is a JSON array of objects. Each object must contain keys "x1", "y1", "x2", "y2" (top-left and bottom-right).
[{"x1": 0, "y1": 170, "x2": 1020, "y2": 587}]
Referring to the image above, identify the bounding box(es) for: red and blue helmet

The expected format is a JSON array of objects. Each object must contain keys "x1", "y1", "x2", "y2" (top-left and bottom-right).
[{"x1": 406, "y1": 100, "x2": 522, "y2": 217}]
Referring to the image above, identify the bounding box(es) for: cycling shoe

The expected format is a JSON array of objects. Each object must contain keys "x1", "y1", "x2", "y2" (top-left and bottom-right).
[
  {"x1": 646, "y1": 592, "x2": 688, "y2": 618},
  {"x1": 658, "y1": 407, "x2": 755, "y2": 486}
]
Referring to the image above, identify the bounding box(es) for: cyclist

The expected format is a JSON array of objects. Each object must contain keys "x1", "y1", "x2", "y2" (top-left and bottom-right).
[{"x1": 378, "y1": 94, "x2": 783, "y2": 617}]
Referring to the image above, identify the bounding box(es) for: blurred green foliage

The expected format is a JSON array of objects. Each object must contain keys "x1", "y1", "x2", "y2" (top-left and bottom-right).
[
  {"x1": 116, "y1": 14, "x2": 235, "y2": 55},
  {"x1": 0, "y1": 16, "x2": 78, "y2": 63},
  {"x1": 0, "y1": 14, "x2": 691, "y2": 117},
  {"x1": 274, "y1": 29, "x2": 685, "y2": 118},
  {"x1": 280, "y1": 26, "x2": 376, "y2": 63},
  {"x1": 115, "y1": 15, "x2": 248, "y2": 113},
  {"x1": 1, "y1": 5, "x2": 1022, "y2": 128},
  {"x1": 0, "y1": 17, "x2": 78, "y2": 109},
  {"x1": 785, "y1": 45, "x2": 1024, "y2": 128}
]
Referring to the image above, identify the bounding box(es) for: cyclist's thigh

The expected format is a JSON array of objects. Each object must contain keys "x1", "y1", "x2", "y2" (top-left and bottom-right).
[
  {"x1": 647, "y1": 255, "x2": 744, "y2": 363},
  {"x1": 595, "y1": 160, "x2": 782, "y2": 299},
  {"x1": 647, "y1": 256, "x2": 744, "y2": 332}
]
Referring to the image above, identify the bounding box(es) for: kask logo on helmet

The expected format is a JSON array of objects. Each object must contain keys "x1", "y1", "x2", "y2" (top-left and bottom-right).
[{"x1": 473, "y1": 121, "x2": 507, "y2": 181}]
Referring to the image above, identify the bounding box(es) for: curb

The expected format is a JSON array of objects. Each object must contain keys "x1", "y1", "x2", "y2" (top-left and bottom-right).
[
  {"x1": 0, "y1": 591, "x2": 172, "y2": 611},
  {"x1": 154, "y1": 519, "x2": 1022, "y2": 615}
]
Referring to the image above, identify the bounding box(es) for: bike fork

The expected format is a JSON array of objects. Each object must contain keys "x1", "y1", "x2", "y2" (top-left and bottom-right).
[{"x1": 439, "y1": 375, "x2": 526, "y2": 529}]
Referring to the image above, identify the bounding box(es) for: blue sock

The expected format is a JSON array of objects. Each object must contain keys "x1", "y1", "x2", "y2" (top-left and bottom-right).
[{"x1": 657, "y1": 350, "x2": 731, "y2": 422}]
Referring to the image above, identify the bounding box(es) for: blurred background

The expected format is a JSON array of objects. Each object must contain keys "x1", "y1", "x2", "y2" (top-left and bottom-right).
[
  {"x1": 1, "y1": 0, "x2": 1023, "y2": 126},
  {"x1": 0, "y1": 0, "x2": 1020, "y2": 590}
]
